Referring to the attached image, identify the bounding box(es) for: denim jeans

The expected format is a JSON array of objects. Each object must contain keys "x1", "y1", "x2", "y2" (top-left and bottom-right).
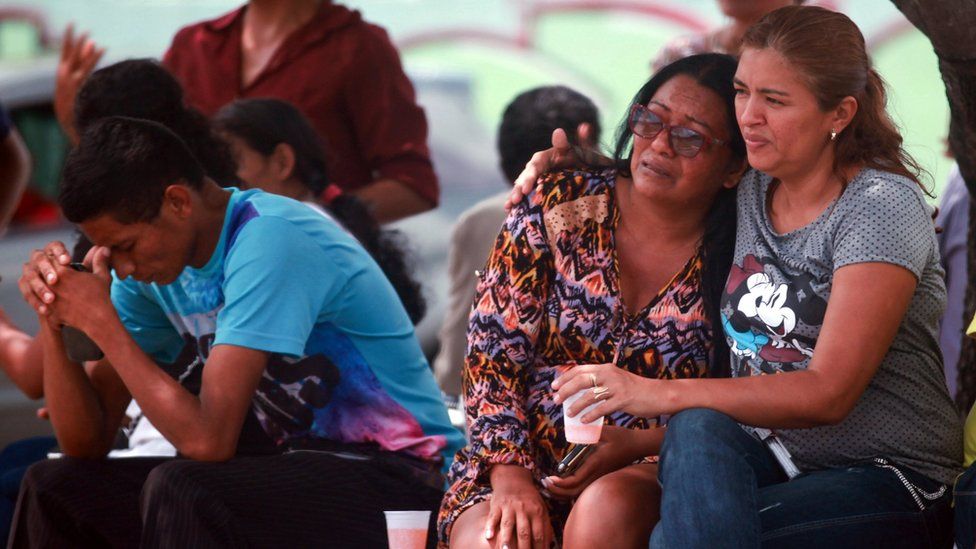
[
  {"x1": 650, "y1": 409, "x2": 953, "y2": 549},
  {"x1": 955, "y1": 462, "x2": 976, "y2": 549}
]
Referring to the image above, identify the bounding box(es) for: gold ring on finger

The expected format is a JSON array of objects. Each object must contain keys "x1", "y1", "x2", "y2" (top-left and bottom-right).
[
  {"x1": 589, "y1": 373, "x2": 598, "y2": 388},
  {"x1": 592, "y1": 385, "x2": 609, "y2": 396}
]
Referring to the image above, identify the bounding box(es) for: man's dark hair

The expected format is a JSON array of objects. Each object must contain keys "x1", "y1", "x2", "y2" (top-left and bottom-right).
[
  {"x1": 59, "y1": 116, "x2": 205, "y2": 224},
  {"x1": 75, "y1": 58, "x2": 238, "y2": 186},
  {"x1": 497, "y1": 85, "x2": 601, "y2": 183}
]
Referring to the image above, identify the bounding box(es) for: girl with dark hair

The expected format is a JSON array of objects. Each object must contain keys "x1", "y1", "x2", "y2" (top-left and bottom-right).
[
  {"x1": 545, "y1": 5, "x2": 959, "y2": 547},
  {"x1": 439, "y1": 53, "x2": 746, "y2": 549},
  {"x1": 214, "y1": 98, "x2": 426, "y2": 324}
]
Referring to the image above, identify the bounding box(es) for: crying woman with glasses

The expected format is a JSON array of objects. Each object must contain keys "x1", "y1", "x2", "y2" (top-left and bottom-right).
[
  {"x1": 437, "y1": 53, "x2": 746, "y2": 549},
  {"x1": 504, "y1": 6, "x2": 961, "y2": 548}
]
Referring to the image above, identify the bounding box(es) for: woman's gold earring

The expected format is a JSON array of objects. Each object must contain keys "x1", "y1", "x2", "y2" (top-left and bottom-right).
[{"x1": 830, "y1": 129, "x2": 838, "y2": 141}]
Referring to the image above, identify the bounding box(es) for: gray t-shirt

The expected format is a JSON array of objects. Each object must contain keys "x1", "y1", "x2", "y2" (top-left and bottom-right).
[{"x1": 723, "y1": 168, "x2": 962, "y2": 485}]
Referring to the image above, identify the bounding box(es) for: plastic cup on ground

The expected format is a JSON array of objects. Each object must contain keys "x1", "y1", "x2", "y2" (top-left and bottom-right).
[
  {"x1": 384, "y1": 510, "x2": 430, "y2": 549},
  {"x1": 562, "y1": 389, "x2": 604, "y2": 444}
]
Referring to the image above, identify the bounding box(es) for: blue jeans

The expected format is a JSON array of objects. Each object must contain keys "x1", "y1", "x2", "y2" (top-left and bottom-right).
[
  {"x1": 954, "y1": 462, "x2": 976, "y2": 549},
  {"x1": 650, "y1": 409, "x2": 953, "y2": 549}
]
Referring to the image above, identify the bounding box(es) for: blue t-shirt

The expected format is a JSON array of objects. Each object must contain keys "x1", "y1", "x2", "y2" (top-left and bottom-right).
[{"x1": 111, "y1": 188, "x2": 464, "y2": 471}]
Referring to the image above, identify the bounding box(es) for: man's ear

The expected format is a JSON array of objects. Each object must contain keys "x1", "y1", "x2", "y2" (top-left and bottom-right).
[
  {"x1": 163, "y1": 184, "x2": 194, "y2": 219},
  {"x1": 722, "y1": 157, "x2": 749, "y2": 189},
  {"x1": 271, "y1": 143, "x2": 296, "y2": 184}
]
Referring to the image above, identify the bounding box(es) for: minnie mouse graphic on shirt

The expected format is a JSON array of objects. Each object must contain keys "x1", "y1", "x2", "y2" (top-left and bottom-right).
[{"x1": 721, "y1": 254, "x2": 828, "y2": 374}]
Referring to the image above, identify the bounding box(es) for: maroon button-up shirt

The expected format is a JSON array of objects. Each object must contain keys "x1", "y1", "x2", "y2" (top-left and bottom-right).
[{"x1": 163, "y1": 3, "x2": 439, "y2": 204}]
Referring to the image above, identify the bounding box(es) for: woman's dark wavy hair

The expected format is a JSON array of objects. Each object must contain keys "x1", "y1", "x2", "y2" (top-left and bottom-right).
[
  {"x1": 612, "y1": 53, "x2": 746, "y2": 377},
  {"x1": 74, "y1": 58, "x2": 239, "y2": 186},
  {"x1": 214, "y1": 98, "x2": 426, "y2": 324}
]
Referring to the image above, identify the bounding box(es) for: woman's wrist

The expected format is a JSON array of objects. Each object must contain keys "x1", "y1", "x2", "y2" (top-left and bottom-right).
[
  {"x1": 489, "y1": 464, "x2": 534, "y2": 492},
  {"x1": 628, "y1": 375, "x2": 663, "y2": 417},
  {"x1": 631, "y1": 376, "x2": 685, "y2": 419}
]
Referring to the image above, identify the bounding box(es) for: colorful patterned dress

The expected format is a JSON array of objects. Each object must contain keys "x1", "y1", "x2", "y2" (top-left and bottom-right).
[{"x1": 437, "y1": 168, "x2": 715, "y2": 545}]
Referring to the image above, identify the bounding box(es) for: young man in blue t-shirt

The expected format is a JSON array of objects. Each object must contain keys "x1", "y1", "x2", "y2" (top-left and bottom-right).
[{"x1": 14, "y1": 116, "x2": 462, "y2": 547}]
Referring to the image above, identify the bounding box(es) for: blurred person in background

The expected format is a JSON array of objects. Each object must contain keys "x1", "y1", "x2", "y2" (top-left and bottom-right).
[
  {"x1": 55, "y1": 0, "x2": 438, "y2": 223},
  {"x1": 934, "y1": 156, "x2": 967, "y2": 400},
  {"x1": 651, "y1": 0, "x2": 802, "y2": 71},
  {"x1": 73, "y1": 59, "x2": 239, "y2": 187},
  {"x1": 0, "y1": 101, "x2": 31, "y2": 234},
  {"x1": 213, "y1": 97, "x2": 427, "y2": 324},
  {"x1": 956, "y1": 317, "x2": 976, "y2": 549},
  {"x1": 432, "y1": 85, "x2": 601, "y2": 402}
]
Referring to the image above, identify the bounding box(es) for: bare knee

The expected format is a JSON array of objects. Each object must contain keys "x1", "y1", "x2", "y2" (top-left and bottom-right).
[
  {"x1": 564, "y1": 465, "x2": 661, "y2": 549},
  {"x1": 449, "y1": 501, "x2": 493, "y2": 549}
]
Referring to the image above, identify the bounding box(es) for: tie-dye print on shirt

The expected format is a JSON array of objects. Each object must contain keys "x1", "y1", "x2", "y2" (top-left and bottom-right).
[
  {"x1": 111, "y1": 188, "x2": 463, "y2": 472},
  {"x1": 437, "y1": 169, "x2": 714, "y2": 544}
]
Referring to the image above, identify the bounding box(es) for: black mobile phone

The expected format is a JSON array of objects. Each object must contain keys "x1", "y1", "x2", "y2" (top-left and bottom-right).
[
  {"x1": 60, "y1": 263, "x2": 105, "y2": 363},
  {"x1": 556, "y1": 444, "x2": 594, "y2": 477}
]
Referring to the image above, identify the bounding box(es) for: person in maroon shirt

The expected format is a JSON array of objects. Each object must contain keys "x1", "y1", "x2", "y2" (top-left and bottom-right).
[{"x1": 55, "y1": 1, "x2": 438, "y2": 223}]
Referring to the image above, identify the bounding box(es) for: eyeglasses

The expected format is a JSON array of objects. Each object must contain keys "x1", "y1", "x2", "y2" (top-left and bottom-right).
[{"x1": 628, "y1": 103, "x2": 726, "y2": 158}]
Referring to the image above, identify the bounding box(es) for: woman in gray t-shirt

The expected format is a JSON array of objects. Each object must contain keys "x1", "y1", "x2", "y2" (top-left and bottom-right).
[{"x1": 551, "y1": 5, "x2": 961, "y2": 548}]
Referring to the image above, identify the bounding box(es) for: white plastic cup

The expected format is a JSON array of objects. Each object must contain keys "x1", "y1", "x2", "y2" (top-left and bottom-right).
[
  {"x1": 562, "y1": 388, "x2": 604, "y2": 444},
  {"x1": 384, "y1": 510, "x2": 430, "y2": 549}
]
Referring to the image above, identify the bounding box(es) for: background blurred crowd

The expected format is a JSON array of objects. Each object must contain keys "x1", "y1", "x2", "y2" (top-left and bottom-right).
[{"x1": 0, "y1": 1, "x2": 971, "y2": 548}]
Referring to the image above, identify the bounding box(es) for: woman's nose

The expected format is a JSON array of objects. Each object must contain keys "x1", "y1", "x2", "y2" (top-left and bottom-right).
[
  {"x1": 738, "y1": 97, "x2": 763, "y2": 126},
  {"x1": 648, "y1": 127, "x2": 674, "y2": 156}
]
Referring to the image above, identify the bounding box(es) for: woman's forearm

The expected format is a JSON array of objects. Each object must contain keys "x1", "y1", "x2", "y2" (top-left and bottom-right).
[
  {"x1": 656, "y1": 369, "x2": 849, "y2": 429},
  {"x1": 648, "y1": 264, "x2": 916, "y2": 429}
]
